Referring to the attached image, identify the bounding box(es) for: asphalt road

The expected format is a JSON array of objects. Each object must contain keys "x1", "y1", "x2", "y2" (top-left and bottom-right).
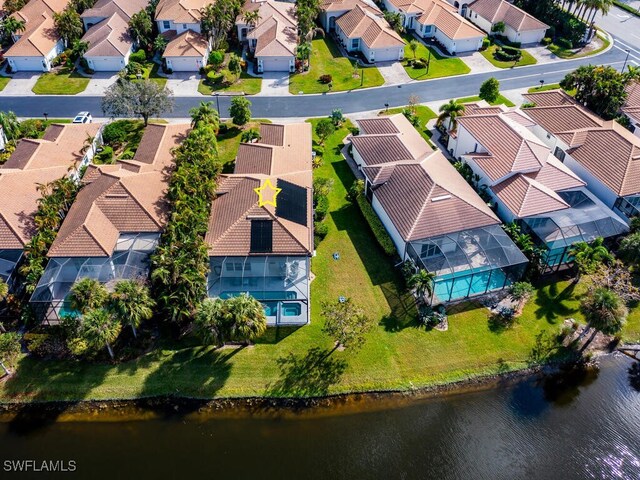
[
  {"x1": 0, "y1": 39, "x2": 631, "y2": 119},
  {"x1": 594, "y1": 5, "x2": 640, "y2": 64}
]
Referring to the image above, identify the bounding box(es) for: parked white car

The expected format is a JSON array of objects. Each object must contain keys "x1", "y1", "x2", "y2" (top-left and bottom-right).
[{"x1": 72, "y1": 112, "x2": 93, "y2": 124}]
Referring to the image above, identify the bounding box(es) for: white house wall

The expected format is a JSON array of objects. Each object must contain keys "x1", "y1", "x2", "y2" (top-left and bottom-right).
[
  {"x1": 371, "y1": 194, "x2": 406, "y2": 256},
  {"x1": 449, "y1": 123, "x2": 487, "y2": 158},
  {"x1": 466, "y1": 9, "x2": 493, "y2": 34},
  {"x1": 157, "y1": 20, "x2": 201, "y2": 34},
  {"x1": 7, "y1": 40, "x2": 63, "y2": 72}
]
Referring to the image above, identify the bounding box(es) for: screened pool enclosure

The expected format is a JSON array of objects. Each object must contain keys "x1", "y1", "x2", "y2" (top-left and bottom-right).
[
  {"x1": 520, "y1": 190, "x2": 629, "y2": 273},
  {"x1": 406, "y1": 225, "x2": 528, "y2": 304},
  {"x1": 0, "y1": 249, "x2": 22, "y2": 287},
  {"x1": 208, "y1": 256, "x2": 310, "y2": 326},
  {"x1": 30, "y1": 233, "x2": 159, "y2": 323}
]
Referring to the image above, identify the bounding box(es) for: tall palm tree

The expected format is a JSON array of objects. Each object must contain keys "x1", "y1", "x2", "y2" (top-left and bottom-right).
[
  {"x1": 2, "y1": 16, "x2": 26, "y2": 43},
  {"x1": 580, "y1": 287, "x2": 627, "y2": 352},
  {"x1": 568, "y1": 237, "x2": 613, "y2": 282},
  {"x1": 153, "y1": 34, "x2": 168, "y2": 54},
  {"x1": 437, "y1": 99, "x2": 465, "y2": 132},
  {"x1": 408, "y1": 269, "x2": 435, "y2": 303},
  {"x1": 71, "y1": 39, "x2": 89, "y2": 60},
  {"x1": 80, "y1": 133, "x2": 95, "y2": 156},
  {"x1": 69, "y1": 278, "x2": 108, "y2": 314},
  {"x1": 243, "y1": 9, "x2": 260, "y2": 28},
  {"x1": 227, "y1": 293, "x2": 267, "y2": 344},
  {"x1": 194, "y1": 297, "x2": 229, "y2": 346},
  {"x1": 0, "y1": 111, "x2": 21, "y2": 141},
  {"x1": 109, "y1": 280, "x2": 155, "y2": 338},
  {"x1": 189, "y1": 101, "x2": 220, "y2": 129},
  {"x1": 79, "y1": 308, "x2": 122, "y2": 359}
]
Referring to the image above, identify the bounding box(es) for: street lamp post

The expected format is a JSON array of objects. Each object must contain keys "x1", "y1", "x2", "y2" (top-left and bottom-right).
[
  {"x1": 384, "y1": 103, "x2": 389, "y2": 112},
  {"x1": 43, "y1": 112, "x2": 48, "y2": 122},
  {"x1": 622, "y1": 49, "x2": 631, "y2": 73},
  {"x1": 426, "y1": 47, "x2": 432, "y2": 75},
  {"x1": 214, "y1": 92, "x2": 221, "y2": 115},
  {"x1": 539, "y1": 79, "x2": 545, "y2": 90}
]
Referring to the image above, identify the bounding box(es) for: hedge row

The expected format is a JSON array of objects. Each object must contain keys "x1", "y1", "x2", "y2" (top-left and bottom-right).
[{"x1": 356, "y1": 194, "x2": 396, "y2": 257}]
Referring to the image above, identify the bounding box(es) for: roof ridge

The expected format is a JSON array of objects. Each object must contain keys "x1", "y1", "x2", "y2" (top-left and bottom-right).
[{"x1": 114, "y1": 177, "x2": 163, "y2": 228}]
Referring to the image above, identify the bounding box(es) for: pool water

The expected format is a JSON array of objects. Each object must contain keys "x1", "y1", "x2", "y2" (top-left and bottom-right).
[
  {"x1": 58, "y1": 299, "x2": 80, "y2": 318},
  {"x1": 220, "y1": 291, "x2": 297, "y2": 301},
  {"x1": 262, "y1": 302, "x2": 302, "y2": 318},
  {"x1": 434, "y1": 269, "x2": 508, "y2": 302}
]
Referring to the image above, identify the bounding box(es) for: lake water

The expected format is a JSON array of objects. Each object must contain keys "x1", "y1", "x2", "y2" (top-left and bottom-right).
[{"x1": 1, "y1": 355, "x2": 639, "y2": 480}]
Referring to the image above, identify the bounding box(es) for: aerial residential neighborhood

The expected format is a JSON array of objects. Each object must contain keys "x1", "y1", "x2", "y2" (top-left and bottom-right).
[{"x1": 0, "y1": 0, "x2": 639, "y2": 477}]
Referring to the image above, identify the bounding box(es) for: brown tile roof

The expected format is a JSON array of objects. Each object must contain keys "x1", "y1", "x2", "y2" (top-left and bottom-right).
[
  {"x1": 522, "y1": 105, "x2": 603, "y2": 134},
  {"x1": 461, "y1": 103, "x2": 504, "y2": 116},
  {"x1": 525, "y1": 156, "x2": 585, "y2": 192},
  {"x1": 371, "y1": 151, "x2": 499, "y2": 241},
  {"x1": 351, "y1": 135, "x2": 415, "y2": 165},
  {"x1": 415, "y1": 0, "x2": 485, "y2": 40},
  {"x1": 11, "y1": 0, "x2": 69, "y2": 25},
  {"x1": 244, "y1": 1, "x2": 298, "y2": 57},
  {"x1": 82, "y1": 12, "x2": 133, "y2": 57},
  {"x1": 320, "y1": 0, "x2": 380, "y2": 13},
  {"x1": 336, "y1": 4, "x2": 405, "y2": 48},
  {"x1": 163, "y1": 29, "x2": 209, "y2": 57},
  {"x1": 47, "y1": 124, "x2": 190, "y2": 257},
  {"x1": 623, "y1": 82, "x2": 640, "y2": 121},
  {"x1": 522, "y1": 89, "x2": 577, "y2": 107},
  {"x1": 4, "y1": 14, "x2": 61, "y2": 57},
  {"x1": 154, "y1": 0, "x2": 210, "y2": 23},
  {"x1": 81, "y1": 0, "x2": 148, "y2": 22},
  {"x1": 259, "y1": 123, "x2": 285, "y2": 145},
  {"x1": 492, "y1": 174, "x2": 568, "y2": 218},
  {"x1": 358, "y1": 117, "x2": 399, "y2": 135},
  {"x1": 355, "y1": 113, "x2": 431, "y2": 160},
  {"x1": 206, "y1": 123, "x2": 313, "y2": 256},
  {"x1": 468, "y1": 0, "x2": 548, "y2": 32}
]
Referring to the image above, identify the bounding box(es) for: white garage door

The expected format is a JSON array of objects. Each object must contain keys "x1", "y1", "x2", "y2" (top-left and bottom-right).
[
  {"x1": 166, "y1": 56, "x2": 202, "y2": 72},
  {"x1": 261, "y1": 56, "x2": 290, "y2": 72},
  {"x1": 8, "y1": 56, "x2": 45, "y2": 72},
  {"x1": 374, "y1": 48, "x2": 400, "y2": 62},
  {"x1": 86, "y1": 56, "x2": 124, "y2": 72},
  {"x1": 455, "y1": 37, "x2": 482, "y2": 53}
]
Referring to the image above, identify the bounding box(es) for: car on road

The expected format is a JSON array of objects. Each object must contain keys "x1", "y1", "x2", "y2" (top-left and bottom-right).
[{"x1": 72, "y1": 112, "x2": 93, "y2": 124}]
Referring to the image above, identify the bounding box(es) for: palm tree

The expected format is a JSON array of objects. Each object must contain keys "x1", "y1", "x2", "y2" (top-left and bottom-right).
[
  {"x1": 243, "y1": 9, "x2": 260, "y2": 28},
  {"x1": 437, "y1": 99, "x2": 465, "y2": 132},
  {"x1": 227, "y1": 293, "x2": 267, "y2": 344},
  {"x1": 408, "y1": 269, "x2": 435, "y2": 303},
  {"x1": 569, "y1": 237, "x2": 612, "y2": 282},
  {"x1": 194, "y1": 297, "x2": 229, "y2": 346},
  {"x1": 2, "y1": 16, "x2": 25, "y2": 43},
  {"x1": 189, "y1": 101, "x2": 220, "y2": 129},
  {"x1": 409, "y1": 39, "x2": 418, "y2": 59},
  {"x1": 80, "y1": 133, "x2": 95, "y2": 156},
  {"x1": 71, "y1": 39, "x2": 89, "y2": 60},
  {"x1": 153, "y1": 34, "x2": 168, "y2": 54},
  {"x1": 579, "y1": 287, "x2": 627, "y2": 352},
  {"x1": 79, "y1": 308, "x2": 122, "y2": 359},
  {"x1": 296, "y1": 42, "x2": 312, "y2": 61},
  {"x1": 0, "y1": 111, "x2": 21, "y2": 141},
  {"x1": 109, "y1": 280, "x2": 155, "y2": 338},
  {"x1": 69, "y1": 278, "x2": 108, "y2": 314}
]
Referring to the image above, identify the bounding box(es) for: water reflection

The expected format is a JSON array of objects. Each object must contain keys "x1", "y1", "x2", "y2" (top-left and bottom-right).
[{"x1": 629, "y1": 361, "x2": 640, "y2": 392}]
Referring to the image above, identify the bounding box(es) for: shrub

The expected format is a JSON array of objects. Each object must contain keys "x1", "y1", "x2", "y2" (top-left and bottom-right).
[
  {"x1": 356, "y1": 194, "x2": 396, "y2": 256},
  {"x1": 95, "y1": 145, "x2": 114, "y2": 164},
  {"x1": 126, "y1": 61, "x2": 144, "y2": 76},
  {"x1": 541, "y1": 37, "x2": 552, "y2": 46},
  {"x1": 314, "y1": 221, "x2": 329, "y2": 240},
  {"x1": 315, "y1": 194, "x2": 329, "y2": 222},
  {"x1": 413, "y1": 60, "x2": 426, "y2": 69},
  {"x1": 313, "y1": 177, "x2": 334, "y2": 201},
  {"x1": 319, "y1": 74, "x2": 332, "y2": 84},
  {"x1": 102, "y1": 120, "x2": 129, "y2": 147},
  {"x1": 555, "y1": 37, "x2": 573, "y2": 49},
  {"x1": 129, "y1": 49, "x2": 147, "y2": 63},
  {"x1": 479, "y1": 77, "x2": 500, "y2": 103},
  {"x1": 220, "y1": 69, "x2": 235, "y2": 86},
  {"x1": 19, "y1": 119, "x2": 45, "y2": 138},
  {"x1": 208, "y1": 49, "x2": 224, "y2": 68},
  {"x1": 494, "y1": 47, "x2": 521, "y2": 62},
  {"x1": 482, "y1": 37, "x2": 491, "y2": 50}
]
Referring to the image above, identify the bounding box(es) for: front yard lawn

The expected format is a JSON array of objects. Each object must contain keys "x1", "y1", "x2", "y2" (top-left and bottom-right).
[
  {"x1": 548, "y1": 32, "x2": 610, "y2": 59},
  {"x1": 456, "y1": 94, "x2": 515, "y2": 107},
  {"x1": 0, "y1": 75, "x2": 10, "y2": 91},
  {"x1": 289, "y1": 37, "x2": 384, "y2": 94},
  {"x1": 198, "y1": 71, "x2": 262, "y2": 95},
  {"x1": 402, "y1": 34, "x2": 470, "y2": 80},
  {"x1": 32, "y1": 67, "x2": 90, "y2": 95},
  {"x1": 128, "y1": 61, "x2": 167, "y2": 88},
  {"x1": 480, "y1": 44, "x2": 537, "y2": 68}
]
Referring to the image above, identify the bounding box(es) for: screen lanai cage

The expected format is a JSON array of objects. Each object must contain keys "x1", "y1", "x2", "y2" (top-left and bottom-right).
[
  {"x1": 406, "y1": 224, "x2": 528, "y2": 304},
  {"x1": 0, "y1": 249, "x2": 22, "y2": 286},
  {"x1": 520, "y1": 190, "x2": 629, "y2": 273},
  {"x1": 208, "y1": 255, "x2": 310, "y2": 326},
  {"x1": 30, "y1": 233, "x2": 160, "y2": 323}
]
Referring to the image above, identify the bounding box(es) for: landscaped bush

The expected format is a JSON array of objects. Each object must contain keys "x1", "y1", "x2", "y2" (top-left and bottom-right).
[
  {"x1": 126, "y1": 61, "x2": 144, "y2": 76},
  {"x1": 314, "y1": 221, "x2": 329, "y2": 240},
  {"x1": 102, "y1": 120, "x2": 129, "y2": 147},
  {"x1": 94, "y1": 145, "x2": 113, "y2": 164},
  {"x1": 129, "y1": 49, "x2": 147, "y2": 63},
  {"x1": 494, "y1": 47, "x2": 522, "y2": 62},
  {"x1": 315, "y1": 195, "x2": 329, "y2": 222},
  {"x1": 541, "y1": 37, "x2": 552, "y2": 46},
  {"x1": 356, "y1": 194, "x2": 396, "y2": 256},
  {"x1": 413, "y1": 60, "x2": 426, "y2": 69},
  {"x1": 220, "y1": 69, "x2": 235, "y2": 86},
  {"x1": 19, "y1": 119, "x2": 45, "y2": 138},
  {"x1": 482, "y1": 37, "x2": 491, "y2": 50},
  {"x1": 208, "y1": 49, "x2": 224, "y2": 68},
  {"x1": 555, "y1": 37, "x2": 573, "y2": 49},
  {"x1": 319, "y1": 74, "x2": 332, "y2": 84}
]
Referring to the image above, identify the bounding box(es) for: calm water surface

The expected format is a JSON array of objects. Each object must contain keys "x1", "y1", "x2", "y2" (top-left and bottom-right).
[{"x1": 1, "y1": 355, "x2": 640, "y2": 480}]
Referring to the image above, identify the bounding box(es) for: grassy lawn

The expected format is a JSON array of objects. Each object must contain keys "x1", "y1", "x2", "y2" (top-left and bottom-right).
[
  {"x1": 4, "y1": 122, "x2": 638, "y2": 402},
  {"x1": 548, "y1": 32, "x2": 611, "y2": 59},
  {"x1": 527, "y1": 83, "x2": 577, "y2": 96},
  {"x1": 198, "y1": 71, "x2": 262, "y2": 95},
  {"x1": 127, "y1": 61, "x2": 167, "y2": 88},
  {"x1": 216, "y1": 119, "x2": 272, "y2": 172},
  {"x1": 457, "y1": 94, "x2": 515, "y2": 107},
  {"x1": 0, "y1": 75, "x2": 10, "y2": 91},
  {"x1": 480, "y1": 44, "x2": 537, "y2": 68},
  {"x1": 32, "y1": 68, "x2": 90, "y2": 95},
  {"x1": 379, "y1": 105, "x2": 437, "y2": 146},
  {"x1": 402, "y1": 35, "x2": 470, "y2": 80},
  {"x1": 289, "y1": 37, "x2": 384, "y2": 94}
]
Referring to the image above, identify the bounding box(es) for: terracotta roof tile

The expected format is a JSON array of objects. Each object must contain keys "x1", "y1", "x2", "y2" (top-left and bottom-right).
[
  {"x1": 244, "y1": 1, "x2": 298, "y2": 57},
  {"x1": 492, "y1": 174, "x2": 568, "y2": 217},
  {"x1": 521, "y1": 105, "x2": 603, "y2": 134},
  {"x1": 336, "y1": 4, "x2": 405, "y2": 48},
  {"x1": 522, "y1": 89, "x2": 577, "y2": 107},
  {"x1": 154, "y1": 0, "x2": 209, "y2": 22},
  {"x1": 416, "y1": 0, "x2": 485, "y2": 40},
  {"x1": 81, "y1": 0, "x2": 148, "y2": 22},
  {"x1": 468, "y1": 0, "x2": 548, "y2": 32},
  {"x1": 163, "y1": 29, "x2": 209, "y2": 57},
  {"x1": 82, "y1": 12, "x2": 133, "y2": 57},
  {"x1": 358, "y1": 117, "x2": 399, "y2": 135}
]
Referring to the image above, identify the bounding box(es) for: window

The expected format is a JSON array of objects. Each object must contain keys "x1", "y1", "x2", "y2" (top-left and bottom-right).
[
  {"x1": 162, "y1": 20, "x2": 170, "y2": 29},
  {"x1": 420, "y1": 243, "x2": 440, "y2": 258},
  {"x1": 182, "y1": 24, "x2": 187, "y2": 29},
  {"x1": 553, "y1": 146, "x2": 566, "y2": 162},
  {"x1": 527, "y1": 217, "x2": 545, "y2": 229},
  {"x1": 351, "y1": 38, "x2": 359, "y2": 49},
  {"x1": 424, "y1": 25, "x2": 432, "y2": 33}
]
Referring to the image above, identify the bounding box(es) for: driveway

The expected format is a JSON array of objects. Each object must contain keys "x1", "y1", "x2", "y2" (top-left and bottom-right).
[
  {"x1": 257, "y1": 72, "x2": 290, "y2": 96},
  {"x1": 461, "y1": 52, "x2": 500, "y2": 73},
  {"x1": 165, "y1": 72, "x2": 201, "y2": 96},
  {"x1": 0, "y1": 72, "x2": 40, "y2": 96},
  {"x1": 79, "y1": 72, "x2": 118, "y2": 96},
  {"x1": 377, "y1": 61, "x2": 411, "y2": 85}
]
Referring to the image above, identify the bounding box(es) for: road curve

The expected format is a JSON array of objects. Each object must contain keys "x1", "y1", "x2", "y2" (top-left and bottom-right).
[{"x1": 0, "y1": 44, "x2": 628, "y2": 118}]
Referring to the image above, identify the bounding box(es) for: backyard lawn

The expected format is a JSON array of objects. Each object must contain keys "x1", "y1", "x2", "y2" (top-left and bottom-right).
[
  {"x1": 3, "y1": 120, "x2": 638, "y2": 403},
  {"x1": 0, "y1": 75, "x2": 10, "y2": 91},
  {"x1": 288, "y1": 37, "x2": 384, "y2": 94},
  {"x1": 480, "y1": 44, "x2": 537, "y2": 68},
  {"x1": 402, "y1": 35, "x2": 470, "y2": 80},
  {"x1": 198, "y1": 71, "x2": 262, "y2": 95},
  {"x1": 32, "y1": 68, "x2": 90, "y2": 95},
  {"x1": 457, "y1": 94, "x2": 516, "y2": 107}
]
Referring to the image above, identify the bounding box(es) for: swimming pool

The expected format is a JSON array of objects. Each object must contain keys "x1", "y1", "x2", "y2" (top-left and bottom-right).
[
  {"x1": 434, "y1": 269, "x2": 508, "y2": 303},
  {"x1": 220, "y1": 291, "x2": 297, "y2": 301}
]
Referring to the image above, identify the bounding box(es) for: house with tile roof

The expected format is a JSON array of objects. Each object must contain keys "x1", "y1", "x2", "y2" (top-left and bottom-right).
[
  {"x1": 0, "y1": 123, "x2": 102, "y2": 290},
  {"x1": 81, "y1": 12, "x2": 135, "y2": 72},
  {"x1": 335, "y1": 4, "x2": 405, "y2": 62},
  {"x1": 623, "y1": 82, "x2": 640, "y2": 138},
  {"x1": 350, "y1": 114, "x2": 527, "y2": 303},
  {"x1": 236, "y1": 0, "x2": 298, "y2": 72},
  {"x1": 383, "y1": 0, "x2": 484, "y2": 54},
  {"x1": 206, "y1": 122, "x2": 313, "y2": 325},
  {"x1": 81, "y1": 0, "x2": 149, "y2": 29},
  {"x1": 464, "y1": 0, "x2": 548, "y2": 45},
  {"x1": 30, "y1": 123, "x2": 189, "y2": 322},
  {"x1": 450, "y1": 109, "x2": 627, "y2": 272},
  {"x1": 521, "y1": 90, "x2": 640, "y2": 224},
  {"x1": 319, "y1": 0, "x2": 381, "y2": 32}
]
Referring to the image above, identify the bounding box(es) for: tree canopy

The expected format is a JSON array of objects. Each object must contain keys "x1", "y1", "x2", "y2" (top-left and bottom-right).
[
  {"x1": 322, "y1": 298, "x2": 373, "y2": 350},
  {"x1": 479, "y1": 78, "x2": 500, "y2": 103},
  {"x1": 102, "y1": 80, "x2": 175, "y2": 126},
  {"x1": 53, "y1": 8, "x2": 83, "y2": 46},
  {"x1": 229, "y1": 96, "x2": 252, "y2": 126}
]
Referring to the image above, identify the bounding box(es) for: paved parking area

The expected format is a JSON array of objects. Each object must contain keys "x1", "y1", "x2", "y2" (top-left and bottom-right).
[
  {"x1": 377, "y1": 61, "x2": 411, "y2": 85},
  {"x1": 79, "y1": 73, "x2": 118, "y2": 96},
  {"x1": 257, "y1": 72, "x2": 290, "y2": 96},
  {"x1": 0, "y1": 72, "x2": 39, "y2": 96}
]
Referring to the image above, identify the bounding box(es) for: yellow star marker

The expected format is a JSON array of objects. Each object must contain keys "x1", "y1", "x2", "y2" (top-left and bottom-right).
[{"x1": 254, "y1": 178, "x2": 282, "y2": 207}]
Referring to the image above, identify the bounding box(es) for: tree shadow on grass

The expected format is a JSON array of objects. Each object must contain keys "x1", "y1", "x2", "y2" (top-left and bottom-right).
[
  {"x1": 533, "y1": 281, "x2": 580, "y2": 323},
  {"x1": 629, "y1": 361, "x2": 640, "y2": 392},
  {"x1": 266, "y1": 347, "x2": 347, "y2": 397}
]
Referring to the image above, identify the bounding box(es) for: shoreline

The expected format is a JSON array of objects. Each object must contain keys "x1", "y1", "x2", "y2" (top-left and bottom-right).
[{"x1": 0, "y1": 360, "x2": 589, "y2": 422}]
